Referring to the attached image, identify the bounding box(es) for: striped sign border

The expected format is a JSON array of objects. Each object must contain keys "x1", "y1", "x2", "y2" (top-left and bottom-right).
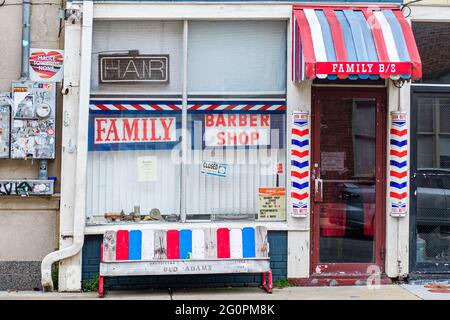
[
  {"x1": 291, "y1": 111, "x2": 310, "y2": 218},
  {"x1": 389, "y1": 111, "x2": 408, "y2": 217},
  {"x1": 89, "y1": 101, "x2": 286, "y2": 112}
]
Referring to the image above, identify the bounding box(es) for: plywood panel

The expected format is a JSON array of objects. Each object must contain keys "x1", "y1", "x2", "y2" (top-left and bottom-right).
[
  {"x1": 217, "y1": 228, "x2": 230, "y2": 259},
  {"x1": 128, "y1": 230, "x2": 142, "y2": 260},
  {"x1": 103, "y1": 230, "x2": 116, "y2": 262},
  {"x1": 166, "y1": 230, "x2": 180, "y2": 259},
  {"x1": 179, "y1": 229, "x2": 192, "y2": 259},
  {"x1": 255, "y1": 226, "x2": 268, "y2": 258},
  {"x1": 204, "y1": 228, "x2": 217, "y2": 259},
  {"x1": 154, "y1": 230, "x2": 167, "y2": 260},
  {"x1": 116, "y1": 230, "x2": 129, "y2": 260},
  {"x1": 192, "y1": 229, "x2": 205, "y2": 259},
  {"x1": 141, "y1": 229, "x2": 154, "y2": 260},
  {"x1": 242, "y1": 227, "x2": 256, "y2": 258},
  {"x1": 230, "y1": 228, "x2": 243, "y2": 259}
]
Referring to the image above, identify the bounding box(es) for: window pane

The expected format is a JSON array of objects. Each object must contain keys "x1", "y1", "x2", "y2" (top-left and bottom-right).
[
  {"x1": 187, "y1": 21, "x2": 287, "y2": 93},
  {"x1": 87, "y1": 20, "x2": 183, "y2": 224},
  {"x1": 186, "y1": 113, "x2": 286, "y2": 221},
  {"x1": 91, "y1": 20, "x2": 183, "y2": 95},
  {"x1": 418, "y1": 135, "x2": 434, "y2": 168},
  {"x1": 418, "y1": 97, "x2": 434, "y2": 132},
  {"x1": 440, "y1": 136, "x2": 450, "y2": 169},
  {"x1": 439, "y1": 99, "x2": 450, "y2": 133},
  {"x1": 412, "y1": 22, "x2": 450, "y2": 84}
]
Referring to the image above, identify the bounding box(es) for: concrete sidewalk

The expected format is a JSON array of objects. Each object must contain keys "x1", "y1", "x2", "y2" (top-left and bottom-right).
[{"x1": 0, "y1": 284, "x2": 426, "y2": 300}]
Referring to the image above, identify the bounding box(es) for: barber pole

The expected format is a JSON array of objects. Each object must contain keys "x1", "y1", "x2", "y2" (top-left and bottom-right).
[
  {"x1": 291, "y1": 111, "x2": 310, "y2": 218},
  {"x1": 389, "y1": 111, "x2": 408, "y2": 217}
]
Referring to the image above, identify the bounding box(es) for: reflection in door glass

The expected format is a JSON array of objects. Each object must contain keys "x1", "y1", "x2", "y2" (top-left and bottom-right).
[
  {"x1": 415, "y1": 95, "x2": 450, "y2": 266},
  {"x1": 319, "y1": 98, "x2": 376, "y2": 263}
]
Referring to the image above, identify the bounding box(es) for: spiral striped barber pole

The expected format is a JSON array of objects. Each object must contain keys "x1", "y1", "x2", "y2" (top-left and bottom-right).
[
  {"x1": 291, "y1": 111, "x2": 310, "y2": 218},
  {"x1": 390, "y1": 111, "x2": 408, "y2": 217}
]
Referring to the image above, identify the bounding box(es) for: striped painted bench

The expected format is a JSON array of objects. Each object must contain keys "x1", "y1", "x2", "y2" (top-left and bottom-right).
[{"x1": 98, "y1": 226, "x2": 272, "y2": 297}]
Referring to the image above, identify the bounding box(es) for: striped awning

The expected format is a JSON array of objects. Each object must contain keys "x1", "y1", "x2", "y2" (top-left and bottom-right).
[{"x1": 292, "y1": 5, "x2": 422, "y2": 81}]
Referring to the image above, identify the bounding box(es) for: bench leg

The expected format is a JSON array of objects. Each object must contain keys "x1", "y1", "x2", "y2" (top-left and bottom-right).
[
  {"x1": 98, "y1": 275, "x2": 105, "y2": 298},
  {"x1": 262, "y1": 270, "x2": 273, "y2": 293}
]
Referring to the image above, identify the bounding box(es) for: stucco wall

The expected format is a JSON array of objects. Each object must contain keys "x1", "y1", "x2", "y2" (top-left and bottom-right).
[{"x1": 0, "y1": 0, "x2": 63, "y2": 290}]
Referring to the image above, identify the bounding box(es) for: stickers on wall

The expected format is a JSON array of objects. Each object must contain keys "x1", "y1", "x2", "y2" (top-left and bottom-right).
[
  {"x1": 258, "y1": 187, "x2": 286, "y2": 221},
  {"x1": 201, "y1": 160, "x2": 228, "y2": 177},
  {"x1": 291, "y1": 111, "x2": 310, "y2": 218},
  {"x1": 0, "y1": 94, "x2": 11, "y2": 158},
  {"x1": 10, "y1": 82, "x2": 56, "y2": 159},
  {"x1": 29, "y1": 48, "x2": 64, "y2": 82},
  {"x1": 389, "y1": 111, "x2": 408, "y2": 217},
  {"x1": 0, "y1": 179, "x2": 54, "y2": 196}
]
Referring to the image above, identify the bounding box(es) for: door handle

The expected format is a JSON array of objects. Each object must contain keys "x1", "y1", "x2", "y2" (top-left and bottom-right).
[{"x1": 314, "y1": 178, "x2": 323, "y2": 202}]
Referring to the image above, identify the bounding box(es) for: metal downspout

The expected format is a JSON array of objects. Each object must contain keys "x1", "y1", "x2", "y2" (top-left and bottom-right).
[{"x1": 41, "y1": 0, "x2": 93, "y2": 291}]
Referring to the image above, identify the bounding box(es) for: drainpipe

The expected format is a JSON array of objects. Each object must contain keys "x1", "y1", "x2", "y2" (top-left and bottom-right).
[
  {"x1": 21, "y1": 0, "x2": 31, "y2": 79},
  {"x1": 41, "y1": 0, "x2": 93, "y2": 291}
]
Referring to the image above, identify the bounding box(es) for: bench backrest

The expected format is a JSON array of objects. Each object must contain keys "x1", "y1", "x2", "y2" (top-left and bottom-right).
[{"x1": 102, "y1": 226, "x2": 269, "y2": 262}]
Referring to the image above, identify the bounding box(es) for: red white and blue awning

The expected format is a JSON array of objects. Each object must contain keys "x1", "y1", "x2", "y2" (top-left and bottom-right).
[{"x1": 292, "y1": 5, "x2": 422, "y2": 81}]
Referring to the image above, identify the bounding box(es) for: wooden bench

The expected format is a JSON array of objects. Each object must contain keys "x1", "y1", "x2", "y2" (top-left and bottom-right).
[{"x1": 98, "y1": 226, "x2": 272, "y2": 297}]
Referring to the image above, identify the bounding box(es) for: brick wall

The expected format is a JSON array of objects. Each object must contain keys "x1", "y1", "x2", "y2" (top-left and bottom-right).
[
  {"x1": 412, "y1": 22, "x2": 450, "y2": 83},
  {"x1": 81, "y1": 231, "x2": 287, "y2": 290}
]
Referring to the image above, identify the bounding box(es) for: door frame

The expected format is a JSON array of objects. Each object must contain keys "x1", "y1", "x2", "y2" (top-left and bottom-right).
[
  {"x1": 310, "y1": 87, "x2": 387, "y2": 276},
  {"x1": 409, "y1": 85, "x2": 450, "y2": 276}
]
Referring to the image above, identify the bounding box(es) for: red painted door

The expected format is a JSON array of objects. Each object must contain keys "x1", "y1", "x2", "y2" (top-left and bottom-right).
[{"x1": 311, "y1": 87, "x2": 386, "y2": 276}]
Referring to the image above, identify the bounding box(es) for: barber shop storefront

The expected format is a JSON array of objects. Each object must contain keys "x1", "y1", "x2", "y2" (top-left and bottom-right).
[{"x1": 52, "y1": 1, "x2": 422, "y2": 291}]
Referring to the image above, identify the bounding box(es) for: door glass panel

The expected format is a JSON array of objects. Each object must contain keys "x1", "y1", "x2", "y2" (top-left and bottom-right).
[
  {"x1": 418, "y1": 135, "x2": 434, "y2": 168},
  {"x1": 318, "y1": 98, "x2": 376, "y2": 263},
  {"x1": 414, "y1": 93, "x2": 450, "y2": 268},
  {"x1": 418, "y1": 98, "x2": 434, "y2": 132},
  {"x1": 439, "y1": 100, "x2": 450, "y2": 133}
]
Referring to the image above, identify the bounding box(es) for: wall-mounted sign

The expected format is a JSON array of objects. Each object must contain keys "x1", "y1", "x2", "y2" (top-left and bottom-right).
[
  {"x1": 99, "y1": 54, "x2": 169, "y2": 83},
  {"x1": 94, "y1": 117, "x2": 176, "y2": 144},
  {"x1": 321, "y1": 152, "x2": 345, "y2": 172},
  {"x1": 258, "y1": 187, "x2": 286, "y2": 221},
  {"x1": 204, "y1": 114, "x2": 270, "y2": 147},
  {"x1": 29, "y1": 49, "x2": 64, "y2": 82},
  {"x1": 137, "y1": 156, "x2": 157, "y2": 182},
  {"x1": 201, "y1": 160, "x2": 227, "y2": 177}
]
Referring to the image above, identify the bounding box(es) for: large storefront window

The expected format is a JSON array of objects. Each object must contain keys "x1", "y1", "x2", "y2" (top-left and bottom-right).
[
  {"x1": 86, "y1": 20, "x2": 287, "y2": 224},
  {"x1": 186, "y1": 21, "x2": 287, "y2": 221},
  {"x1": 411, "y1": 22, "x2": 450, "y2": 272},
  {"x1": 414, "y1": 93, "x2": 450, "y2": 267}
]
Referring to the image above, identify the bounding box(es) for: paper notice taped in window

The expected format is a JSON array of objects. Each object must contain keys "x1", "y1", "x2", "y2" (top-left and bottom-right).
[{"x1": 137, "y1": 156, "x2": 157, "y2": 182}]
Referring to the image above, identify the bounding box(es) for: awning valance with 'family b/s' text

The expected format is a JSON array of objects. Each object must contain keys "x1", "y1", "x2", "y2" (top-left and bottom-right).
[{"x1": 292, "y1": 5, "x2": 422, "y2": 81}]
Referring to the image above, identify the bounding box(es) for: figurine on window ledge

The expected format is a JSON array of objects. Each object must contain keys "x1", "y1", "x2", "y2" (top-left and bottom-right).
[{"x1": 143, "y1": 208, "x2": 164, "y2": 222}]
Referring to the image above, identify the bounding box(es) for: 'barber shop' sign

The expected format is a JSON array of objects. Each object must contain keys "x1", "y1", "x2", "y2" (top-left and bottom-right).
[{"x1": 99, "y1": 54, "x2": 169, "y2": 83}]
